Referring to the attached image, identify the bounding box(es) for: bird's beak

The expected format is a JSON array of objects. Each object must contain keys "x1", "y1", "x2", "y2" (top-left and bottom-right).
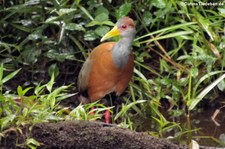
[{"x1": 100, "y1": 25, "x2": 120, "y2": 42}]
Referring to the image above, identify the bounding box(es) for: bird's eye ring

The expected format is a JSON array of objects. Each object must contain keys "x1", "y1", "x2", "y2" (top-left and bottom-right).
[{"x1": 121, "y1": 24, "x2": 127, "y2": 29}]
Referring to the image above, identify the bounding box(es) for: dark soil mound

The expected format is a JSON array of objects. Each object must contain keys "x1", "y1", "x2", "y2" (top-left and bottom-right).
[{"x1": 1, "y1": 120, "x2": 185, "y2": 149}]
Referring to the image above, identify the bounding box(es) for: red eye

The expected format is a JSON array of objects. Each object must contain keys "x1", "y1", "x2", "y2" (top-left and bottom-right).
[{"x1": 121, "y1": 24, "x2": 127, "y2": 29}]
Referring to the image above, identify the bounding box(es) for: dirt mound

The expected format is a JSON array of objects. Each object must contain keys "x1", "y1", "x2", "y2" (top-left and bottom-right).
[{"x1": 1, "y1": 120, "x2": 184, "y2": 149}]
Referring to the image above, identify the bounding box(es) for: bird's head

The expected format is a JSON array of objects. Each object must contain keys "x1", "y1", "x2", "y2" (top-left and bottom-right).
[{"x1": 100, "y1": 17, "x2": 136, "y2": 42}]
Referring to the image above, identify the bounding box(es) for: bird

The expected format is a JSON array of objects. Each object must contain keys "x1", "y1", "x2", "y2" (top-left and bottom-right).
[{"x1": 78, "y1": 17, "x2": 136, "y2": 123}]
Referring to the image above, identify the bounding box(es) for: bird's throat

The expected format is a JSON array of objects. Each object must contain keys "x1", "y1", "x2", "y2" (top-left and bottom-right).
[{"x1": 112, "y1": 36, "x2": 134, "y2": 69}]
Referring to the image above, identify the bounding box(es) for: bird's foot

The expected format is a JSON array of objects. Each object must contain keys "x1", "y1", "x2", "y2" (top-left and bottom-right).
[{"x1": 104, "y1": 109, "x2": 111, "y2": 124}]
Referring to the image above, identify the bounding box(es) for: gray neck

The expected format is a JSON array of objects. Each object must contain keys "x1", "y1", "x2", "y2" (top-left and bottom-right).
[{"x1": 112, "y1": 36, "x2": 134, "y2": 68}]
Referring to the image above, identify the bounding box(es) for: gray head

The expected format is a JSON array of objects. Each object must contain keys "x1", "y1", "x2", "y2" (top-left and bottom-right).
[
  {"x1": 116, "y1": 17, "x2": 136, "y2": 38},
  {"x1": 101, "y1": 17, "x2": 136, "y2": 42}
]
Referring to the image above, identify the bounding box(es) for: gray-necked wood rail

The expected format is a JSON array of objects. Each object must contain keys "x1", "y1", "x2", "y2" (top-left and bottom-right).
[{"x1": 78, "y1": 17, "x2": 136, "y2": 123}]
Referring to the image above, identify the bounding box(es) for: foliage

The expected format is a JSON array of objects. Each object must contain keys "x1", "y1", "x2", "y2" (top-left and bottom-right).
[
  {"x1": 0, "y1": 64, "x2": 110, "y2": 148},
  {"x1": 1, "y1": 0, "x2": 225, "y2": 147}
]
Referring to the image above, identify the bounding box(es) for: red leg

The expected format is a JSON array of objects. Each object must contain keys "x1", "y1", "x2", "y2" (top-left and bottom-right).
[
  {"x1": 90, "y1": 107, "x2": 111, "y2": 124},
  {"x1": 90, "y1": 106, "x2": 95, "y2": 115},
  {"x1": 104, "y1": 109, "x2": 111, "y2": 124}
]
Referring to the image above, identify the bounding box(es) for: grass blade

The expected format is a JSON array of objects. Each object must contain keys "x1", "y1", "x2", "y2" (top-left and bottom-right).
[{"x1": 189, "y1": 73, "x2": 225, "y2": 110}]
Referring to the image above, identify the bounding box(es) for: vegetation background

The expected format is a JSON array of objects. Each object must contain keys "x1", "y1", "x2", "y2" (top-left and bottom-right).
[{"x1": 1, "y1": 0, "x2": 225, "y2": 148}]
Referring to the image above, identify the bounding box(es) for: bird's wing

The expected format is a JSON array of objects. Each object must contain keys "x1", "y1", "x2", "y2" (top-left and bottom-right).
[{"x1": 78, "y1": 57, "x2": 92, "y2": 92}]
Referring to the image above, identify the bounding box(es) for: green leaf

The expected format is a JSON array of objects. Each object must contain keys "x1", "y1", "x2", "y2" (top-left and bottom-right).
[
  {"x1": 47, "y1": 85, "x2": 69, "y2": 109},
  {"x1": 46, "y1": 73, "x2": 55, "y2": 92},
  {"x1": 217, "y1": 80, "x2": 225, "y2": 91},
  {"x1": 57, "y1": 93, "x2": 77, "y2": 101},
  {"x1": 95, "y1": 6, "x2": 109, "y2": 16},
  {"x1": 1, "y1": 114, "x2": 16, "y2": 130},
  {"x1": 45, "y1": 50, "x2": 75, "y2": 62},
  {"x1": 84, "y1": 31, "x2": 98, "y2": 41},
  {"x1": 22, "y1": 87, "x2": 33, "y2": 96},
  {"x1": 25, "y1": 0, "x2": 40, "y2": 5},
  {"x1": 65, "y1": 23, "x2": 85, "y2": 31},
  {"x1": 11, "y1": 23, "x2": 32, "y2": 32},
  {"x1": 2, "y1": 68, "x2": 21, "y2": 84},
  {"x1": 135, "y1": 22, "x2": 196, "y2": 42},
  {"x1": 152, "y1": 0, "x2": 166, "y2": 8},
  {"x1": 218, "y1": 8, "x2": 225, "y2": 16},
  {"x1": 48, "y1": 63, "x2": 59, "y2": 78},
  {"x1": 86, "y1": 20, "x2": 114, "y2": 27},
  {"x1": 28, "y1": 33, "x2": 45, "y2": 40},
  {"x1": 193, "y1": 10, "x2": 216, "y2": 41},
  {"x1": 78, "y1": 5, "x2": 94, "y2": 20},
  {"x1": 86, "y1": 20, "x2": 100, "y2": 27},
  {"x1": 102, "y1": 21, "x2": 114, "y2": 26},
  {"x1": 45, "y1": 16, "x2": 58, "y2": 23},
  {"x1": 26, "y1": 138, "x2": 40, "y2": 148},
  {"x1": 95, "y1": 13, "x2": 108, "y2": 22},
  {"x1": 57, "y1": 8, "x2": 76, "y2": 16},
  {"x1": 190, "y1": 67, "x2": 198, "y2": 77},
  {"x1": 188, "y1": 73, "x2": 225, "y2": 110},
  {"x1": 143, "y1": 12, "x2": 152, "y2": 26},
  {"x1": 94, "y1": 26, "x2": 110, "y2": 37},
  {"x1": 140, "y1": 31, "x2": 193, "y2": 44},
  {"x1": 116, "y1": 3, "x2": 132, "y2": 19},
  {"x1": 22, "y1": 107, "x2": 28, "y2": 117},
  {"x1": 192, "y1": 71, "x2": 223, "y2": 98},
  {"x1": 17, "y1": 86, "x2": 23, "y2": 97},
  {"x1": 21, "y1": 47, "x2": 40, "y2": 64},
  {"x1": 34, "y1": 83, "x2": 46, "y2": 96},
  {"x1": 114, "y1": 100, "x2": 146, "y2": 121},
  {"x1": 0, "y1": 64, "x2": 3, "y2": 86}
]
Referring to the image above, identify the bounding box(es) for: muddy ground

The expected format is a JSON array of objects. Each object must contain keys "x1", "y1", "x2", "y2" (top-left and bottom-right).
[{"x1": 1, "y1": 120, "x2": 186, "y2": 149}]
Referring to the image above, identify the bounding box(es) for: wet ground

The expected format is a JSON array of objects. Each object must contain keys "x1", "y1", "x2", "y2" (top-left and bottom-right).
[
  {"x1": 139, "y1": 108, "x2": 225, "y2": 147},
  {"x1": 1, "y1": 120, "x2": 184, "y2": 149},
  {"x1": 189, "y1": 109, "x2": 225, "y2": 147}
]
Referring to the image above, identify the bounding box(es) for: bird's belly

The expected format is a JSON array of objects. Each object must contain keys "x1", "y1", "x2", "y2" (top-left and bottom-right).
[
  {"x1": 87, "y1": 45, "x2": 133, "y2": 102},
  {"x1": 87, "y1": 67, "x2": 121, "y2": 101}
]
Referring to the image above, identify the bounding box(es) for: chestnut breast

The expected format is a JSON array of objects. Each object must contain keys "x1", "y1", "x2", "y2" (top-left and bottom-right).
[{"x1": 78, "y1": 42, "x2": 134, "y2": 102}]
